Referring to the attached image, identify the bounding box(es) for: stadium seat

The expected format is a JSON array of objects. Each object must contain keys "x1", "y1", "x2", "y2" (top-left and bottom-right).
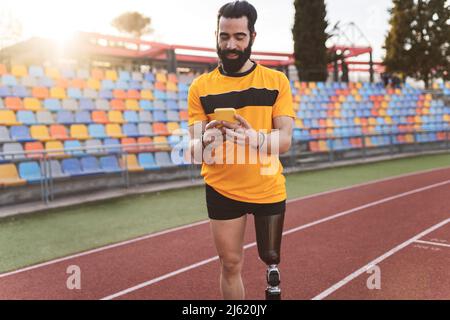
[
  {"x1": 92, "y1": 110, "x2": 108, "y2": 124},
  {"x1": 0, "y1": 110, "x2": 21, "y2": 125},
  {"x1": 167, "y1": 110, "x2": 180, "y2": 121},
  {"x1": 85, "y1": 139, "x2": 104, "y2": 154},
  {"x1": 104, "y1": 138, "x2": 121, "y2": 154},
  {"x1": 44, "y1": 98, "x2": 61, "y2": 111},
  {"x1": 75, "y1": 111, "x2": 92, "y2": 124},
  {"x1": 99, "y1": 156, "x2": 122, "y2": 173},
  {"x1": 124, "y1": 111, "x2": 139, "y2": 123},
  {"x1": 83, "y1": 88, "x2": 98, "y2": 99},
  {"x1": 153, "y1": 123, "x2": 169, "y2": 135},
  {"x1": 0, "y1": 126, "x2": 11, "y2": 142},
  {"x1": 138, "y1": 153, "x2": 159, "y2": 170},
  {"x1": 61, "y1": 158, "x2": 83, "y2": 176},
  {"x1": 10, "y1": 125, "x2": 32, "y2": 142},
  {"x1": 24, "y1": 98, "x2": 42, "y2": 111},
  {"x1": 81, "y1": 156, "x2": 103, "y2": 175},
  {"x1": 46, "y1": 67, "x2": 60, "y2": 79},
  {"x1": 108, "y1": 111, "x2": 125, "y2": 123},
  {"x1": 70, "y1": 124, "x2": 90, "y2": 140},
  {"x1": 123, "y1": 123, "x2": 139, "y2": 137},
  {"x1": 140, "y1": 90, "x2": 154, "y2": 100},
  {"x1": 167, "y1": 122, "x2": 180, "y2": 134},
  {"x1": 17, "y1": 111, "x2": 37, "y2": 125},
  {"x1": 47, "y1": 160, "x2": 69, "y2": 178},
  {"x1": 56, "y1": 110, "x2": 74, "y2": 124},
  {"x1": 30, "y1": 125, "x2": 51, "y2": 141},
  {"x1": 19, "y1": 161, "x2": 43, "y2": 183},
  {"x1": 68, "y1": 88, "x2": 82, "y2": 99},
  {"x1": 139, "y1": 100, "x2": 153, "y2": 110},
  {"x1": 138, "y1": 123, "x2": 153, "y2": 136},
  {"x1": 153, "y1": 136, "x2": 171, "y2": 151},
  {"x1": 2, "y1": 75, "x2": 17, "y2": 86},
  {"x1": 139, "y1": 111, "x2": 153, "y2": 122},
  {"x1": 106, "y1": 124, "x2": 124, "y2": 138},
  {"x1": 121, "y1": 138, "x2": 139, "y2": 153},
  {"x1": 137, "y1": 137, "x2": 155, "y2": 152},
  {"x1": 153, "y1": 110, "x2": 167, "y2": 122},
  {"x1": 69, "y1": 79, "x2": 86, "y2": 89},
  {"x1": 127, "y1": 90, "x2": 140, "y2": 100},
  {"x1": 105, "y1": 70, "x2": 118, "y2": 81},
  {"x1": 5, "y1": 97, "x2": 23, "y2": 110},
  {"x1": 125, "y1": 99, "x2": 139, "y2": 110},
  {"x1": 49, "y1": 124, "x2": 69, "y2": 140},
  {"x1": 120, "y1": 154, "x2": 144, "y2": 172},
  {"x1": 50, "y1": 87, "x2": 66, "y2": 99},
  {"x1": 46, "y1": 141, "x2": 66, "y2": 158},
  {"x1": 155, "y1": 152, "x2": 174, "y2": 167},
  {"x1": 0, "y1": 164, "x2": 26, "y2": 187},
  {"x1": 11, "y1": 86, "x2": 28, "y2": 98},
  {"x1": 62, "y1": 99, "x2": 78, "y2": 111},
  {"x1": 24, "y1": 141, "x2": 44, "y2": 159},
  {"x1": 2, "y1": 142, "x2": 25, "y2": 160},
  {"x1": 113, "y1": 89, "x2": 126, "y2": 99},
  {"x1": 110, "y1": 99, "x2": 125, "y2": 110},
  {"x1": 80, "y1": 98, "x2": 95, "y2": 110},
  {"x1": 88, "y1": 124, "x2": 107, "y2": 139},
  {"x1": 87, "y1": 79, "x2": 101, "y2": 90}
]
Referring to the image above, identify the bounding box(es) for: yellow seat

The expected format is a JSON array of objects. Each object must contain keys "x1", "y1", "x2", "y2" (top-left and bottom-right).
[
  {"x1": 106, "y1": 124, "x2": 124, "y2": 138},
  {"x1": 414, "y1": 116, "x2": 422, "y2": 123},
  {"x1": 0, "y1": 164, "x2": 27, "y2": 187},
  {"x1": 153, "y1": 136, "x2": 171, "y2": 151},
  {"x1": 120, "y1": 154, "x2": 144, "y2": 172},
  {"x1": 318, "y1": 140, "x2": 328, "y2": 152},
  {"x1": 295, "y1": 119, "x2": 303, "y2": 128},
  {"x1": 125, "y1": 99, "x2": 140, "y2": 110},
  {"x1": 108, "y1": 111, "x2": 125, "y2": 124},
  {"x1": 167, "y1": 122, "x2": 180, "y2": 134},
  {"x1": 405, "y1": 134, "x2": 414, "y2": 143},
  {"x1": 70, "y1": 124, "x2": 90, "y2": 140},
  {"x1": 369, "y1": 118, "x2": 377, "y2": 125},
  {"x1": 333, "y1": 110, "x2": 341, "y2": 118},
  {"x1": 11, "y1": 65, "x2": 27, "y2": 77},
  {"x1": 141, "y1": 90, "x2": 154, "y2": 100},
  {"x1": 166, "y1": 82, "x2": 178, "y2": 92},
  {"x1": 24, "y1": 98, "x2": 42, "y2": 111},
  {"x1": 156, "y1": 73, "x2": 167, "y2": 83},
  {"x1": 50, "y1": 87, "x2": 66, "y2": 99},
  {"x1": 0, "y1": 110, "x2": 21, "y2": 126},
  {"x1": 444, "y1": 114, "x2": 450, "y2": 122},
  {"x1": 105, "y1": 70, "x2": 118, "y2": 81},
  {"x1": 326, "y1": 119, "x2": 334, "y2": 127},
  {"x1": 87, "y1": 79, "x2": 101, "y2": 90},
  {"x1": 384, "y1": 117, "x2": 393, "y2": 125},
  {"x1": 30, "y1": 125, "x2": 51, "y2": 141},
  {"x1": 45, "y1": 141, "x2": 66, "y2": 158},
  {"x1": 46, "y1": 67, "x2": 60, "y2": 79},
  {"x1": 354, "y1": 117, "x2": 361, "y2": 125}
]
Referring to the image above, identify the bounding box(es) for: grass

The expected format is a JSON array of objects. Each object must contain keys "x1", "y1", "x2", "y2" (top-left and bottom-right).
[{"x1": 0, "y1": 153, "x2": 449, "y2": 273}]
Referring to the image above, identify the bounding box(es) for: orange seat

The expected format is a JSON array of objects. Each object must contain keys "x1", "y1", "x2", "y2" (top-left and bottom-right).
[
  {"x1": 179, "y1": 110, "x2": 188, "y2": 121},
  {"x1": 55, "y1": 78, "x2": 69, "y2": 88},
  {"x1": 0, "y1": 64, "x2": 7, "y2": 75},
  {"x1": 137, "y1": 137, "x2": 155, "y2": 152},
  {"x1": 110, "y1": 99, "x2": 125, "y2": 110},
  {"x1": 113, "y1": 89, "x2": 127, "y2": 99},
  {"x1": 121, "y1": 138, "x2": 139, "y2": 153},
  {"x1": 32, "y1": 87, "x2": 49, "y2": 99},
  {"x1": 153, "y1": 123, "x2": 169, "y2": 135},
  {"x1": 91, "y1": 68, "x2": 104, "y2": 80},
  {"x1": 309, "y1": 141, "x2": 319, "y2": 152},
  {"x1": 155, "y1": 82, "x2": 166, "y2": 91},
  {"x1": 49, "y1": 124, "x2": 69, "y2": 140},
  {"x1": 25, "y1": 142, "x2": 45, "y2": 159},
  {"x1": 92, "y1": 111, "x2": 108, "y2": 124},
  {"x1": 127, "y1": 90, "x2": 140, "y2": 99},
  {"x1": 69, "y1": 79, "x2": 86, "y2": 89},
  {"x1": 5, "y1": 97, "x2": 23, "y2": 110}
]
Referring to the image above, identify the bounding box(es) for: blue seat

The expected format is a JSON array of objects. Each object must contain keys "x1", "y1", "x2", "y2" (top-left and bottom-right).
[
  {"x1": 19, "y1": 161, "x2": 42, "y2": 183},
  {"x1": 88, "y1": 124, "x2": 107, "y2": 138},
  {"x1": 144, "y1": 73, "x2": 155, "y2": 82},
  {"x1": 80, "y1": 98, "x2": 95, "y2": 110},
  {"x1": 67, "y1": 88, "x2": 82, "y2": 99},
  {"x1": 153, "y1": 110, "x2": 167, "y2": 122},
  {"x1": 17, "y1": 111, "x2": 37, "y2": 125},
  {"x1": 64, "y1": 140, "x2": 83, "y2": 155},
  {"x1": 81, "y1": 156, "x2": 102, "y2": 174},
  {"x1": 138, "y1": 153, "x2": 159, "y2": 170},
  {"x1": 99, "y1": 89, "x2": 113, "y2": 99},
  {"x1": 44, "y1": 98, "x2": 62, "y2": 111},
  {"x1": 155, "y1": 152, "x2": 174, "y2": 167},
  {"x1": 99, "y1": 155, "x2": 122, "y2": 173},
  {"x1": 115, "y1": 81, "x2": 128, "y2": 90},
  {"x1": 2, "y1": 75, "x2": 17, "y2": 86},
  {"x1": 56, "y1": 111, "x2": 74, "y2": 124},
  {"x1": 178, "y1": 83, "x2": 189, "y2": 92},
  {"x1": 154, "y1": 90, "x2": 167, "y2": 100},
  {"x1": 129, "y1": 81, "x2": 142, "y2": 90},
  {"x1": 37, "y1": 77, "x2": 54, "y2": 88},
  {"x1": 12, "y1": 85, "x2": 28, "y2": 98},
  {"x1": 61, "y1": 67, "x2": 75, "y2": 79},
  {"x1": 75, "y1": 111, "x2": 92, "y2": 124},
  {"x1": 123, "y1": 123, "x2": 139, "y2": 137},
  {"x1": 166, "y1": 100, "x2": 178, "y2": 110},
  {"x1": 62, "y1": 158, "x2": 83, "y2": 176},
  {"x1": 0, "y1": 86, "x2": 11, "y2": 97},
  {"x1": 166, "y1": 110, "x2": 180, "y2": 122},
  {"x1": 140, "y1": 100, "x2": 153, "y2": 110},
  {"x1": 10, "y1": 126, "x2": 32, "y2": 142},
  {"x1": 104, "y1": 138, "x2": 121, "y2": 154},
  {"x1": 101, "y1": 80, "x2": 115, "y2": 90},
  {"x1": 119, "y1": 71, "x2": 131, "y2": 81},
  {"x1": 29, "y1": 66, "x2": 44, "y2": 77},
  {"x1": 124, "y1": 111, "x2": 139, "y2": 123}
]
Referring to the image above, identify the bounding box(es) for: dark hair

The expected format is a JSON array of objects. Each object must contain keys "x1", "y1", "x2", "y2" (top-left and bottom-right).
[{"x1": 217, "y1": 1, "x2": 257, "y2": 34}]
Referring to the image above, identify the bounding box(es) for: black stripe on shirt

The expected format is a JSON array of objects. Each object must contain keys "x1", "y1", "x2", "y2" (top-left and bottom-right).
[{"x1": 200, "y1": 87, "x2": 279, "y2": 115}]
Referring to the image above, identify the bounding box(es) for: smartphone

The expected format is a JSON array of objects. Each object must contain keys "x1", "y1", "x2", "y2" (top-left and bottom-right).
[{"x1": 214, "y1": 108, "x2": 238, "y2": 124}]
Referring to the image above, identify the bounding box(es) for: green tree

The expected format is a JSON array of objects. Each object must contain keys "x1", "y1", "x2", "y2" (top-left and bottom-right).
[
  {"x1": 292, "y1": 0, "x2": 329, "y2": 82},
  {"x1": 384, "y1": 0, "x2": 450, "y2": 87},
  {"x1": 111, "y1": 12, "x2": 153, "y2": 39}
]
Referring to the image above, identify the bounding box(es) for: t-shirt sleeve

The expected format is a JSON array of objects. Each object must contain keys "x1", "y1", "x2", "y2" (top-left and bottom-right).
[
  {"x1": 188, "y1": 79, "x2": 208, "y2": 126},
  {"x1": 272, "y1": 73, "x2": 296, "y2": 119}
]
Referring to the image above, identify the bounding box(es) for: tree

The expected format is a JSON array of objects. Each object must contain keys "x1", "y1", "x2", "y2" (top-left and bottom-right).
[
  {"x1": 111, "y1": 12, "x2": 153, "y2": 39},
  {"x1": 384, "y1": 0, "x2": 450, "y2": 88},
  {"x1": 292, "y1": 0, "x2": 329, "y2": 82}
]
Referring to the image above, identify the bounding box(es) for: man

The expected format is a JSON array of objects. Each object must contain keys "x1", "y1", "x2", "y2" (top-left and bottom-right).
[{"x1": 188, "y1": 0, "x2": 295, "y2": 300}]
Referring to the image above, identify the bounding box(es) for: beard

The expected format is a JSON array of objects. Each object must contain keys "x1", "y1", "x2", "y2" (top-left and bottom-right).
[{"x1": 216, "y1": 40, "x2": 253, "y2": 74}]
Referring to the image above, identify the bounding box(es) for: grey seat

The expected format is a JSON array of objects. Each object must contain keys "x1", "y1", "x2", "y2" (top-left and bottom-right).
[
  {"x1": 62, "y1": 99, "x2": 78, "y2": 111},
  {"x1": 83, "y1": 88, "x2": 98, "y2": 99},
  {"x1": 21, "y1": 76, "x2": 38, "y2": 88},
  {"x1": 0, "y1": 126, "x2": 11, "y2": 143},
  {"x1": 36, "y1": 111, "x2": 55, "y2": 124},
  {"x1": 46, "y1": 160, "x2": 69, "y2": 178},
  {"x1": 95, "y1": 99, "x2": 110, "y2": 110},
  {"x1": 139, "y1": 111, "x2": 153, "y2": 123},
  {"x1": 131, "y1": 72, "x2": 143, "y2": 81},
  {"x1": 142, "y1": 81, "x2": 154, "y2": 90},
  {"x1": 155, "y1": 152, "x2": 174, "y2": 167},
  {"x1": 2, "y1": 142, "x2": 25, "y2": 160},
  {"x1": 85, "y1": 139, "x2": 104, "y2": 154},
  {"x1": 138, "y1": 123, "x2": 153, "y2": 136}
]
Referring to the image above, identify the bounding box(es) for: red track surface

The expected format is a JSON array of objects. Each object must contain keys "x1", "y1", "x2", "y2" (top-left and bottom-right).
[{"x1": 1, "y1": 167, "x2": 449, "y2": 300}]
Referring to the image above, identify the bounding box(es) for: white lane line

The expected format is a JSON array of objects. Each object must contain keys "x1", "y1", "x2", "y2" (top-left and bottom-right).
[
  {"x1": 1, "y1": 166, "x2": 449, "y2": 278},
  {"x1": 414, "y1": 240, "x2": 450, "y2": 249},
  {"x1": 311, "y1": 218, "x2": 450, "y2": 300},
  {"x1": 100, "y1": 180, "x2": 450, "y2": 300}
]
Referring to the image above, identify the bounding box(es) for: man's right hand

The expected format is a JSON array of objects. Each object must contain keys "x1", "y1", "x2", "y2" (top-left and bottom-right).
[{"x1": 203, "y1": 120, "x2": 227, "y2": 148}]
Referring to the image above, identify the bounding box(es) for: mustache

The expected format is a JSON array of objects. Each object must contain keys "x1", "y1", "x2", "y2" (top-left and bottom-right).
[{"x1": 218, "y1": 49, "x2": 245, "y2": 56}]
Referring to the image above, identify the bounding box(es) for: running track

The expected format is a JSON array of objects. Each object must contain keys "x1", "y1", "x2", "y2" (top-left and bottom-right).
[{"x1": 1, "y1": 167, "x2": 449, "y2": 300}]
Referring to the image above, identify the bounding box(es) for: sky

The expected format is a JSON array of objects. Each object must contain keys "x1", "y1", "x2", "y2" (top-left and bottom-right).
[{"x1": 0, "y1": 0, "x2": 393, "y2": 61}]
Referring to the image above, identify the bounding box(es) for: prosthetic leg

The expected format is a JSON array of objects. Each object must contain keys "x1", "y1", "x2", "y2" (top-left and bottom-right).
[{"x1": 254, "y1": 212, "x2": 285, "y2": 300}]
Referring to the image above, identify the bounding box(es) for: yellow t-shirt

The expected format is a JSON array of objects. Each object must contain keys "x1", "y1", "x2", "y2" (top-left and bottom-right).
[{"x1": 188, "y1": 63, "x2": 295, "y2": 203}]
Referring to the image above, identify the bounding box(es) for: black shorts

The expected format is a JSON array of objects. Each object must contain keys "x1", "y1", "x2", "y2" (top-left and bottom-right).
[{"x1": 205, "y1": 184, "x2": 286, "y2": 220}]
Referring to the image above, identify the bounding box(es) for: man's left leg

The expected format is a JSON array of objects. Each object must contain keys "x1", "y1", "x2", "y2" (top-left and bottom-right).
[{"x1": 254, "y1": 212, "x2": 285, "y2": 300}]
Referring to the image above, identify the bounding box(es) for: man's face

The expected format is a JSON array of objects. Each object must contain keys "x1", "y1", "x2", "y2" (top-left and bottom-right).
[{"x1": 216, "y1": 16, "x2": 255, "y2": 73}]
